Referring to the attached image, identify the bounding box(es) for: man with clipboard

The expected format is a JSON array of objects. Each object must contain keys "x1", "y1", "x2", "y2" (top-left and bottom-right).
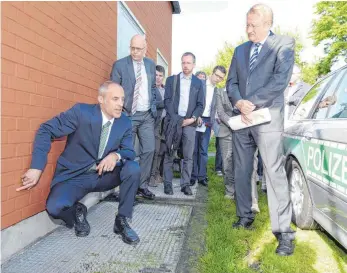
[{"x1": 226, "y1": 3, "x2": 295, "y2": 256}]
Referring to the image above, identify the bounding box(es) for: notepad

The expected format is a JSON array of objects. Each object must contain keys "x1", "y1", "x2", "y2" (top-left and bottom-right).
[
  {"x1": 196, "y1": 122, "x2": 206, "y2": 133},
  {"x1": 228, "y1": 108, "x2": 272, "y2": 131}
]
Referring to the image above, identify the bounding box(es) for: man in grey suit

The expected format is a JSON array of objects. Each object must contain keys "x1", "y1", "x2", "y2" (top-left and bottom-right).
[
  {"x1": 215, "y1": 87, "x2": 235, "y2": 199},
  {"x1": 226, "y1": 4, "x2": 295, "y2": 256},
  {"x1": 284, "y1": 64, "x2": 311, "y2": 124},
  {"x1": 163, "y1": 52, "x2": 205, "y2": 196},
  {"x1": 110, "y1": 34, "x2": 156, "y2": 200}
]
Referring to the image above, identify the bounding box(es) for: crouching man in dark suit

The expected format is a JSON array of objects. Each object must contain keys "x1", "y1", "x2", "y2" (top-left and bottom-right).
[{"x1": 17, "y1": 81, "x2": 140, "y2": 245}]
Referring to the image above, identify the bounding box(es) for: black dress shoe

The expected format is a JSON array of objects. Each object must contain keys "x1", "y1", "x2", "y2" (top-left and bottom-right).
[
  {"x1": 164, "y1": 183, "x2": 173, "y2": 195},
  {"x1": 276, "y1": 239, "x2": 294, "y2": 256},
  {"x1": 181, "y1": 185, "x2": 193, "y2": 195},
  {"x1": 114, "y1": 215, "x2": 140, "y2": 245},
  {"x1": 190, "y1": 179, "x2": 196, "y2": 186},
  {"x1": 74, "y1": 203, "x2": 90, "y2": 237},
  {"x1": 137, "y1": 188, "x2": 155, "y2": 200},
  {"x1": 232, "y1": 218, "x2": 254, "y2": 230},
  {"x1": 103, "y1": 192, "x2": 120, "y2": 202},
  {"x1": 198, "y1": 179, "x2": 208, "y2": 187}
]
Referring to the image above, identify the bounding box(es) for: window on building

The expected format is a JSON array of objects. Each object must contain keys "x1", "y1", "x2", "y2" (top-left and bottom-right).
[
  {"x1": 117, "y1": 2, "x2": 145, "y2": 60},
  {"x1": 157, "y1": 49, "x2": 169, "y2": 78}
]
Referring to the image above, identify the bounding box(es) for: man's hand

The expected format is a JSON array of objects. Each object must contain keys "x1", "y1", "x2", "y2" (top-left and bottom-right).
[
  {"x1": 96, "y1": 153, "x2": 119, "y2": 176},
  {"x1": 17, "y1": 169, "x2": 42, "y2": 191},
  {"x1": 241, "y1": 114, "x2": 253, "y2": 126},
  {"x1": 182, "y1": 118, "x2": 195, "y2": 127},
  {"x1": 197, "y1": 117, "x2": 203, "y2": 127},
  {"x1": 235, "y1": 100, "x2": 256, "y2": 115}
]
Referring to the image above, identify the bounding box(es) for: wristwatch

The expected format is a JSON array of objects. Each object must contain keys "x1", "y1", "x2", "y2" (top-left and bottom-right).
[{"x1": 192, "y1": 116, "x2": 197, "y2": 122}]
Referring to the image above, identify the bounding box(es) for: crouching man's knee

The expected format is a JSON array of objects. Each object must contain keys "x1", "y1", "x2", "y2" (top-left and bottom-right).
[{"x1": 121, "y1": 160, "x2": 140, "y2": 184}]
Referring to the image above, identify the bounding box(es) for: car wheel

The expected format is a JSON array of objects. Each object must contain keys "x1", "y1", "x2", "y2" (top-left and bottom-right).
[{"x1": 287, "y1": 158, "x2": 317, "y2": 230}]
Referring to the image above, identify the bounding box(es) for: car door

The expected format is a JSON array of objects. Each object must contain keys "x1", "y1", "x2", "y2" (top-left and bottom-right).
[{"x1": 299, "y1": 67, "x2": 347, "y2": 240}]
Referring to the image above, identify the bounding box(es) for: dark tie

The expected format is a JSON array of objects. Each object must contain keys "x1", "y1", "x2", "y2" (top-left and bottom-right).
[{"x1": 249, "y1": 43, "x2": 261, "y2": 71}]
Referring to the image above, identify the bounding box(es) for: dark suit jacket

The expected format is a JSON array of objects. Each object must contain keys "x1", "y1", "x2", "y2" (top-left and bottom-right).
[
  {"x1": 226, "y1": 31, "x2": 295, "y2": 132},
  {"x1": 164, "y1": 73, "x2": 205, "y2": 123},
  {"x1": 30, "y1": 104, "x2": 135, "y2": 187},
  {"x1": 110, "y1": 55, "x2": 157, "y2": 117}
]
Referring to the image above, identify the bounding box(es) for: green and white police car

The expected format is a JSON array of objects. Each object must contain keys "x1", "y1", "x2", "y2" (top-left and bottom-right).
[{"x1": 284, "y1": 65, "x2": 347, "y2": 250}]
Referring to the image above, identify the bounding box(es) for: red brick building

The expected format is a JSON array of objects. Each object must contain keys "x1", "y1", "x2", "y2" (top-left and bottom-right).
[{"x1": 1, "y1": 1, "x2": 180, "y2": 230}]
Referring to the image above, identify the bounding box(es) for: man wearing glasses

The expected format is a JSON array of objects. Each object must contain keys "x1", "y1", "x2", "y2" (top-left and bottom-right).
[
  {"x1": 110, "y1": 34, "x2": 157, "y2": 200},
  {"x1": 226, "y1": 4, "x2": 295, "y2": 256},
  {"x1": 191, "y1": 66, "x2": 227, "y2": 187}
]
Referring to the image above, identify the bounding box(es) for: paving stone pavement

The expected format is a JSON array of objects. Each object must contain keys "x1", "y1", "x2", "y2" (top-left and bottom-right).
[{"x1": 2, "y1": 178, "x2": 196, "y2": 273}]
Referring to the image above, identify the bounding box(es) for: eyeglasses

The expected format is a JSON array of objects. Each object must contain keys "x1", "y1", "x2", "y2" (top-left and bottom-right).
[
  {"x1": 130, "y1": 46, "x2": 145, "y2": 52},
  {"x1": 246, "y1": 24, "x2": 261, "y2": 29},
  {"x1": 214, "y1": 73, "x2": 225, "y2": 80}
]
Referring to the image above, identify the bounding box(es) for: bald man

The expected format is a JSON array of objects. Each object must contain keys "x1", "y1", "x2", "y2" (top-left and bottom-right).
[
  {"x1": 110, "y1": 34, "x2": 157, "y2": 200},
  {"x1": 17, "y1": 81, "x2": 140, "y2": 244}
]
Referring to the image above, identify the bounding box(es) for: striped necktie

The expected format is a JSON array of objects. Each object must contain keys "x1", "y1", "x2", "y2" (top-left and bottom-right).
[
  {"x1": 98, "y1": 121, "x2": 111, "y2": 159},
  {"x1": 249, "y1": 43, "x2": 261, "y2": 71},
  {"x1": 132, "y1": 62, "x2": 142, "y2": 115}
]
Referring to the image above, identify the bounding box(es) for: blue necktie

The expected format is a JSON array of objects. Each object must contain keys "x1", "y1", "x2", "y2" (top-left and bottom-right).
[{"x1": 249, "y1": 43, "x2": 261, "y2": 71}]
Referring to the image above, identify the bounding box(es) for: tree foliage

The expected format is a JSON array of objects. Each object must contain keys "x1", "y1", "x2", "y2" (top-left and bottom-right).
[
  {"x1": 311, "y1": 1, "x2": 347, "y2": 75},
  {"x1": 203, "y1": 29, "x2": 318, "y2": 86}
]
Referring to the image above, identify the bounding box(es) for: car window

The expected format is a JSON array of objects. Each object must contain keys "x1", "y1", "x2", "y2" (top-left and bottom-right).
[
  {"x1": 292, "y1": 73, "x2": 334, "y2": 120},
  {"x1": 327, "y1": 71, "x2": 347, "y2": 119},
  {"x1": 311, "y1": 69, "x2": 346, "y2": 119}
]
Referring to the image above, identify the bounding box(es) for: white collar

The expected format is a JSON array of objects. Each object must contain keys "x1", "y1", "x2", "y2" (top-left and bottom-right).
[
  {"x1": 255, "y1": 31, "x2": 270, "y2": 46},
  {"x1": 132, "y1": 59, "x2": 144, "y2": 65},
  {"x1": 101, "y1": 110, "x2": 114, "y2": 126},
  {"x1": 180, "y1": 73, "x2": 192, "y2": 80},
  {"x1": 206, "y1": 78, "x2": 216, "y2": 88}
]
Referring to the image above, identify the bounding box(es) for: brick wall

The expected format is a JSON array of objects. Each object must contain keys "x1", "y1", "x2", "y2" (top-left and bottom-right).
[
  {"x1": 1, "y1": 1, "x2": 173, "y2": 229},
  {"x1": 1, "y1": 1, "x2": 118, "y2": 229}
]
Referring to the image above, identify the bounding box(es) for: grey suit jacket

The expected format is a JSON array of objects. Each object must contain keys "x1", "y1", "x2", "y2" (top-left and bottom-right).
[
  {"x1": 110, "y1": 55, "x2": 157, "y2": 117},
  {"x1": 226, "y1": 31, "x2": 295, "y2": 132},
  {"x1": 285, "y1": 81, "x2": 311, "y2": 116},
  {"x1": 215, "y1": 88, "x2": 233, "y2": 138}
]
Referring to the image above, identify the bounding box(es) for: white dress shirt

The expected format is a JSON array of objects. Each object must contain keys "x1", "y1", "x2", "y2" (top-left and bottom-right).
[
  {"x1": 101, "y1": 110, "x2": 121, "y2": 160},
  {"x1": 178, "y1": 73, "x2": 192, "y2": 117},
  {"x1": 202, "y1": 78, "x2": 215, "y2": 117},
  {"x1": 249, "y1": 32, "x2": 270, "y2": 57},
  {"x1": 133, "y1": 60, "x2": 149, "y2": 111}
]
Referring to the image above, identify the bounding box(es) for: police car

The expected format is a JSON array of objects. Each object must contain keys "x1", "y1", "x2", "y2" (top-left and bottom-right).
[{"x1": 284, "y1": 65, "x2": 347, "y2": 250}]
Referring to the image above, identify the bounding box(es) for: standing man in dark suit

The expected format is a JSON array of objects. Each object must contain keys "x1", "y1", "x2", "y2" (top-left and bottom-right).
[
  {"x1": 226, "y1": 4, "x2": 296, "y2": 256},
  {"x1": 191, "y1": 66, "x2": 227, "y2": 187},
  {"x1": 149, "y1": 65, "x2": 166, "y2": 187},
  {"x1": 110, "y1": 34, "x2": 156, "y2": 200},
  {"x1": 163, "y1": 52, "x2": 205, "y2": 196},
  {"x1": 17, "y1": 82, "x2": 140, "y2": 245}
]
